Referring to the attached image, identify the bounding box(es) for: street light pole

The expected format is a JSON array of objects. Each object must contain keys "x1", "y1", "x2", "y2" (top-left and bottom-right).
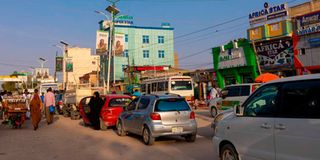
[{"x1": 60, "y1": 40, "x2": 69, "y2": 91}]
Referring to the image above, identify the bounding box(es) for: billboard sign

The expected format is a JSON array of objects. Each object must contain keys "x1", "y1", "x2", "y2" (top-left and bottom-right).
[
  {"x1": 55, "y1": 57, "x2": 63, "y2": 72},
  {"x1": 66, "y1": 58, "x2": 73, "y2": 72},
  {"x1": 296, "y1": 11, "x2": 320, "y2": 36},
  {"x1": 255, "y1": 38, "x2": 294, "y2": 69},
  {"x1": 114, "y1": 33, "x2": 124, "y2": 57},
  {"x1": 96, "y1": 30, "x2": 109, "y2": 55},
  {"x1": 35, "y1": 68, "x2": 50, "y2": 79},
  {"x1": 249, "y1": 3, "x2": 288, "y2": 25}
]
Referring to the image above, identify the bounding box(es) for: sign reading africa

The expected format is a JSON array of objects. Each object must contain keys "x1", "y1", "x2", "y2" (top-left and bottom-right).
[
  {"x1": 296, "y1": 11, "x2": 320, "y2": 36},
  {"x1": 255, "y1": 38, "x2": 293, "y2": 69},
  {"x1": 249, "y1": 2, "x2": 288, "y2": 25}
]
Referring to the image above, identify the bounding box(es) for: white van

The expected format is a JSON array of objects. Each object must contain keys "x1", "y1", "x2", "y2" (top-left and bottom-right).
[
  {"x1": 208, "y1": 83, "x2": 260, "y2": 117},
  {"x1": 213, "y1": 74, "x2": 320, "y2": 160}
]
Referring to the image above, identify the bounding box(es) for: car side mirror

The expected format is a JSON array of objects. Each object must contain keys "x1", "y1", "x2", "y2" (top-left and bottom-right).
[
  {"x1": 234, "y1": 105, "x2": 243, "y2": 116},
  {"x1": 221, "y1": 90, "x2": 228, "y2": 99}
]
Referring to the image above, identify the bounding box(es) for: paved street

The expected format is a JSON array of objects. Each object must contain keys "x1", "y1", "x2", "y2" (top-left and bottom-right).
[{"x1": 0, "y1": 111, "x2": 217, "y2": 160}]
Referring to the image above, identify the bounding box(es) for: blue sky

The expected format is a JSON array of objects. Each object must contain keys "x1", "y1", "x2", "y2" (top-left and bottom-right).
[{"x1": 0, "y1": 0, "x2": 308, "y2": 75}]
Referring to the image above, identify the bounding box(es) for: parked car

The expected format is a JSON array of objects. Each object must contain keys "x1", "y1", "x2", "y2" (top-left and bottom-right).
[
  {"x1": 79, "y1": 94, "x2": 132, "y2": 129},
  {"x1": 213, "y1": 74, "x2": 320, "y2": 160},
  {"x1": 116, "y1": 94, "x2": 197, "y2": 145},
  {"x1": 208, "y1": 83, "x2": 260, "y2": 117}
]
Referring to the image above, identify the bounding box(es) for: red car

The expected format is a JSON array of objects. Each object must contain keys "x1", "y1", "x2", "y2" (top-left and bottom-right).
[{"x1": 79, "y1": 94, "x2": 132, "y2": 129}]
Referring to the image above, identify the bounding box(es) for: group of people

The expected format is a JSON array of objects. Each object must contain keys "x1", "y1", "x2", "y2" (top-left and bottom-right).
[{"x1": 0, "y1": 88, "x2": 56, "y2": 130}]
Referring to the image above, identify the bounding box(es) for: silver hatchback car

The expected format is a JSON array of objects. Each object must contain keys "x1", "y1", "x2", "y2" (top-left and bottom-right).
[{"x1": 116, "y1": 94, "x2": 197, "y2": 145}]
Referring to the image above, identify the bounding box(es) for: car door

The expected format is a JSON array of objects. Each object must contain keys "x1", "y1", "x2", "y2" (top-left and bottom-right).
[
  {"x1": 228, "y1": 84, "x2": 280, "y2": 160},
  {"x1": 275, "y1": 80, "x2": 320, "y2": 160},
  {"x1": 131, "y1": 96, "x2": 151, "y2": 135},
  {"x1": 122, "y1": 98, "x2": 139, "y2": 132}
]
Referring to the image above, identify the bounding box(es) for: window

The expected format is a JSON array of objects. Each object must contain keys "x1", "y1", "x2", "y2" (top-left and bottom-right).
[
  {"x1": 125, "y1": 34, "x2": 128, "y2": 42},
  {"x1": 137, "y1": 97, "x2": 150, "y2": 110},
  {"x1": 124, "y1": 50, "x2": 129, "y2": 57},
  {"x1": 158, "y1": 82, "x2": 165, "y2": 92},
  {"x1": 127, "y1": 98, "x2": 139, "y2": 111},
  {"x1": 223, "y1": 85, "x2": 251, "y2": 97},
  {"x1": 243, "y1": 85, "x2": 279, "y2": 117},
  {"x1": 171, "y1": 81, "x2": 192, "y2": 91},
  {"x1": 109, "y1": 98, "x2": 131, "y2": 107},
  {"x1": 142, "y1": 35, "x2": 149, "y2": 44},
  {"x1": 141, "y1": 84, "x2": 146, "y2": 93},
  {"x1": 158, "y1": 36, "x2": 164, "y2": 44},
  {"x1": 143, "y1": 50, "x2": 149, "y2": 58},
  {"x1": 155, "y1": 98, "x2": 190, "y2": 112},
  {"x1": 158, "y1": 50, "x2": 165, "y2": 58},
  {"x1": 300, "y1": 48, "x2": 306, "y2": 55},
  {"x1": 152, "y1": 83, "x2": 157, "y2": 92},
  {"x1": 278, "y1": 80, "x2": 320, "y2": 118}
]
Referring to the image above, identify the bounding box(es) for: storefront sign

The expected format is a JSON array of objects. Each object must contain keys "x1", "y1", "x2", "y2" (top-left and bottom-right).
[
  {"x1": 255, "y1": 38, "x2": 294, "y2": 69},
  {"x1": 115, "y1": 15, "x2": 134, "y2": 26},
  {"x1": 248, "y1": 26, "x2": 264, "y2": 40},
  {"x1": 296, "y1": 11, "x2": 320, "y2": 36},
  {"x1": 218, "y1": 48, "x2": 247, "y2": 69},
  {"x1": 55, "y1": 57, "x2": 63, "y2": 72},
  {"x1": 267, "y1": 21, "x2": 284, "y2": 37},
  {"x1": 249, "y1": 2, "x2": 288, "y2": 25},
  {"x1": 114, "y1": 33, "x2": 124, "y2": 57}
]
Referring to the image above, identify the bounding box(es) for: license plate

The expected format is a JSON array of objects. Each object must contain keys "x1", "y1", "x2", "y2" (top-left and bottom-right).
[{"x1": 172, "y1": 127, "x2": 183, "y2": 133}]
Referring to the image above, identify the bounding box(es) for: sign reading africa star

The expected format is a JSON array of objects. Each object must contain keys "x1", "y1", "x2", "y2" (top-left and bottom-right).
[{"x1": 249, "y1": 2, "x2": 288, "y2": 25}]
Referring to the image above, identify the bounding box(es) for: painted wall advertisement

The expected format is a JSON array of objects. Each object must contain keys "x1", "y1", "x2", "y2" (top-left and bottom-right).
[
  {"x1": 296, "y1": 11, "x2": 320, "y2": 36},
  {"x1": 66, "y1": 58, "x2": 73, "y2": 72},
  {"x1": 249, "y1": 2, "x2": 288, "y2": 25},
  {"x1": 255, "y1": 38, "x2": 294, "y2": 69},
  {"x1": 114, "y1": 33, "x2": 124, "y2": 57},
  {"x1": 55, "y1": 57, "x2": 63, "y2": 72},
  {"x1": 218, "y1": 47, "x2": 247, "y2": 69},
  {"x1": 96, "y1": 30, "x2": 109, "y2": 55},
  {"x1": 35, "y1": 68, "x2": 50, "y2": 79}
]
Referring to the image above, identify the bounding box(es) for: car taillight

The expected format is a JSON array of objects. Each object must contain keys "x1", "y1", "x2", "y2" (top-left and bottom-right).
[
  {"x1": 150, "y1": 113, "x2": 161, "y2": 120},
  {"x1": 190, "y1": 111, "x2": 195, "y2": 119}
]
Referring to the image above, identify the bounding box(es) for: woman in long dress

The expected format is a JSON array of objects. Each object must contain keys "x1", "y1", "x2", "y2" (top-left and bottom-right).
[
  {"x1": 30, "y1": 89, "x2": 42, "y2": 130},
  {"x1": 88, "y1": 92, "x2": 104, "y2": 130}
]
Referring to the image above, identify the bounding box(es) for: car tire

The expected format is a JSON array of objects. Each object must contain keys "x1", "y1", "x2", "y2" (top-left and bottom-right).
[
  {"x1": 221, "y1": 144, "x2": 239, "y2": 160},
  {"x1": 211, "y1": 107, "x2": 217, "y2": 117},
  {"x1": 142, "y1": 127, "x2": 155, "y2": 145},
  {"x1": 185, "y1": 134, "x2": 196, "y2": 142},
  {"x1": 116, "y1": 120, "x2": 126, "y2": 136},
  {"x1": 100, "y1": 118, "x2": 107, "y2": 130}
]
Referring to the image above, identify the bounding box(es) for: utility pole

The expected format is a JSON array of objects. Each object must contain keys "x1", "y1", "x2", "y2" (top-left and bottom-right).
[
  {"x1": 60, "y1": 40, "x2": 69, "y2": 91},
  {"x1": 106, "y1": 0, "x2": 120, "y2": 93},
  {"x1": 251, "y1": 39, "x2": 262, "y2": 75}
]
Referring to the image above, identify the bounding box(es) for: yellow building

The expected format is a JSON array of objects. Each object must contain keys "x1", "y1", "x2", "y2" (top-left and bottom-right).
[{"x1": 65, "y1": 47, "x2": 100, "y2": 86}]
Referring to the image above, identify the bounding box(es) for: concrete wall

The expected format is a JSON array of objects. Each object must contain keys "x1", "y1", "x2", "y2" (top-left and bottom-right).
[{"x1": 66, "y1": 47, "x2": 100, "y2": 85}]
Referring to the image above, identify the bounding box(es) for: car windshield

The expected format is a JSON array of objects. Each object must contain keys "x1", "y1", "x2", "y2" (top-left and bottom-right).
[
  {"x1": 155, "y1": 98, "x2": 190, "y2": 112},
  {"x1": 109, "y1": 98, "x2": 131, "y2": 107},
  {"x1": 171, "y1": 81, "x2": 192, "y2": 90}
]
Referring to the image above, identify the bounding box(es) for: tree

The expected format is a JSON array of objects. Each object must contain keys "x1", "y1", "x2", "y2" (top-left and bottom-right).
[{"x1": 1, "y1": 82, "x2": 17, "y2": 92}]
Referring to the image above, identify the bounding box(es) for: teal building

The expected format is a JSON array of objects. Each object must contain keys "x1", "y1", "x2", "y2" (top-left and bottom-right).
[{"x1": 99, "y1": 21, "x2": 174, "y2": 82}]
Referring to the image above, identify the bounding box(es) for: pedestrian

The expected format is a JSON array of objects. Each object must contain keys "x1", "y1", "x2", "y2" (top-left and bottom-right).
[
  {"x1": 23, "y1": 89, "x2": 31, "y2": 119},
  {"x1": 30, "y1": 89, "x2": 42, "y2": 130},
  {"x1": 88, "y1": 92, "x2": 104, "y2": 130},
  {"x1": 209, "y1": 84, "x2": 221, "y2": 100},
  {"x1": 132, "y1": 89, "x2": 141, "y2": 97},
  {"x1": 44, "y1": 87, "x2": 55, "y2": 125}
]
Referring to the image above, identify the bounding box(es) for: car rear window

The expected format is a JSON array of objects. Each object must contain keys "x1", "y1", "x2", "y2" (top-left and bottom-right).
[
  {"x1": 155, "y1": 98, "x2": 190, "y2": 112},
  {"x1": 109, "y1": 98, "x2": 131, "y2": 107}
]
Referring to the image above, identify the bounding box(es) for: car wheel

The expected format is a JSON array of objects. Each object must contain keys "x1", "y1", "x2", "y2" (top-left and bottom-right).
[
  {"x1": 100, "y1": 118, "x2": 107, "y2": 130},
  {"x1": 211, "y1": 107, "x2": 217, "y2": 117},
  {"x1": 116, "y1": 120, "x2": 126, "y2": 136},
  {"x1": 185, "y1": 134, "x2": 196, "y2": 142},
  {"x1": 221, "y1": 144, "x2": 239, "y2": 160},
  {"x1": 142, "y1": 127, "x2": 155, "y2": 145}
]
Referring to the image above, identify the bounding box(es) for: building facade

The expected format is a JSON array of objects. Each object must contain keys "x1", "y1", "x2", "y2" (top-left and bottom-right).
[
  {"x1": 292, "y1": 0, "x2": 320, "y2": 74},
  {"x1": 212, "y1": 39, "x2": 259, "y2": 88},
  {"x1": 66, "y1": 47, "x2": 100, "y2": 85},
  {"x1": 98, "y1": 21, "x2": 174, "y2": 83}
]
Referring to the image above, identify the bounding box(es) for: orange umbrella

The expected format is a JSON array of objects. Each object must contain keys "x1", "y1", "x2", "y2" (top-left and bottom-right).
[{"x1": 255, "y1": 73, "x2": 280, "y2": 83}]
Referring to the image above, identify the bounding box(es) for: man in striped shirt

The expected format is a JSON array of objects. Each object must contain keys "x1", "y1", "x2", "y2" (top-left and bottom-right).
[{"x1": 44, "y1": 87, "x2": 55, "y2": 124}]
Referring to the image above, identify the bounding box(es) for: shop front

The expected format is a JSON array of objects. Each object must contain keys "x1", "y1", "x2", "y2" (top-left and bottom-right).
[
  {"x1": 294, "y1": 10, "x2": 320, "y2": 74},
  {"x1": 212, "y1": 39, "x2": 259, "y2": 88}
]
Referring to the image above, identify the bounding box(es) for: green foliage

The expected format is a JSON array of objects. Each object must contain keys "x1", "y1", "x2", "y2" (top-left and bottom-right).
[{"x1": 1, "y1": 82, "x2": 17, "y2": 92}]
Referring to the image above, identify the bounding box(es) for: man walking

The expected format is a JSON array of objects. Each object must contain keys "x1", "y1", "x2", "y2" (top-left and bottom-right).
[{"x1": 44, "y1": 88, "x2": 55, "y2": 125}]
